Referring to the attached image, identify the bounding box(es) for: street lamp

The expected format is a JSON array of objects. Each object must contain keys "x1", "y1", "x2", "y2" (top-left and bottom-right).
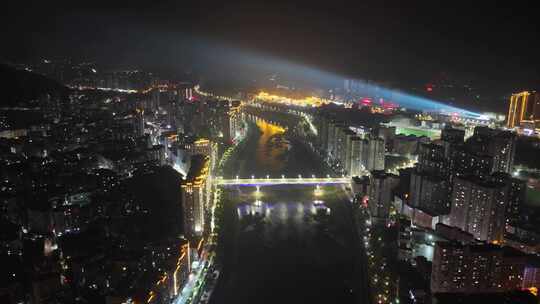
[{"x1": 314, "y1": 184, "x2": 323, "y2": 196}]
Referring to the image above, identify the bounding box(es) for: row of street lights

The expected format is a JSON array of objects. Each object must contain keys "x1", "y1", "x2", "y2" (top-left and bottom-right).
[{"x1": 230, "y1": 174, "x2": 348, "y2": 180}]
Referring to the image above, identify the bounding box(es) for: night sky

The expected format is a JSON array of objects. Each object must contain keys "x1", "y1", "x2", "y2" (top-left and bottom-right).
[{"x1": 2, "y1": 1, "x2": 539, "y2": 95}]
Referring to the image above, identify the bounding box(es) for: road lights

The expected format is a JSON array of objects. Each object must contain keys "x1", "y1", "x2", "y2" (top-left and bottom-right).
[
  {"x1": 314, "y1": 184, "x2": 323, "y2": 196},
  {"x1": 255, "y1": 185, "x2": 262, "y2": 198}
]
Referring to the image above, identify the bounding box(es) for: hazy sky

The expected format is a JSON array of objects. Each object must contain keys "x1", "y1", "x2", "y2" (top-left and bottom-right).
[{"x1": 2, "y1": 1, "x2": 539, "y2": 94}]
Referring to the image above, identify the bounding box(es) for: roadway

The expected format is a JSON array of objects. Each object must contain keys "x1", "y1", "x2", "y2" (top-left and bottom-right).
[{"x1": 173, "y1": 254, "x2": 217, "y2": 304}]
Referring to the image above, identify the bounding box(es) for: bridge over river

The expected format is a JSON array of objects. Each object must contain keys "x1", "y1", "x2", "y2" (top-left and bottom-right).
[{"x1": 214, "y1": 176, "x2": 351, "y2": 186}]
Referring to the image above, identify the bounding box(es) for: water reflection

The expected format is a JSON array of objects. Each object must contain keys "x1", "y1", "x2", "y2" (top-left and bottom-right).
[
  {"x1": 237, "y1": 200, "x2": 330, "y2": 220},
  {"x1": 228, "y1": 118, "x2": 325, "y2": 178},
  {"x1": 236, "y1": 199, "x2": 331, "y2": 242},
  {"x1": 255, "y1": 120, "x2": 287, "y2": 173}
]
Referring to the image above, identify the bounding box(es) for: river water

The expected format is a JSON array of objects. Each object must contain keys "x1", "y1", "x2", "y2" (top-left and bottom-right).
[
  {"x1": 226, "y1": 120, "x2": 326, "y2": 178},
  {"x1": 213, "y1": 119, "x2": 362, "y2": 304}
]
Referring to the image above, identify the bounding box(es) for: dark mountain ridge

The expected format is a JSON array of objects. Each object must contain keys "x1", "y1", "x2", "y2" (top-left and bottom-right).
[{"x1": 0, "y1": 64, "x2": 69, "y2": 107}]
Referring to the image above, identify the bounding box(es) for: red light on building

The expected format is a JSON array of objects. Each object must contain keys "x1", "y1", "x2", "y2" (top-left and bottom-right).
[
  {"x1": 358, "y1": 98, "x2": 372, "y2": 107},
  {"x1": 426, "y1": 86, "x2": 433, "y2": 92},
  {"x1": 383, "y1": 102, "x2": 397, "y2": 109},
  {"x1": 361, "y1": 196, "x2": 369, "y2": 208}
]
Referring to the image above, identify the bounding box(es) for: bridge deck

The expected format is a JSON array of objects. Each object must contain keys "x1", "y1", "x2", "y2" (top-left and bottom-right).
[{"x1": 214, "y1": 177, "x2": 351, "y2": 186}]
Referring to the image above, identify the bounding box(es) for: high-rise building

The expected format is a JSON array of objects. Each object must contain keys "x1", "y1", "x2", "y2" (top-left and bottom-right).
[
  {"x1": 450, "y1": 146, "x2": 493, "y2": 180},
  {"x1": 440, "y1": 126, "x2": 465, "y2": 157},
  {"x1": 362, "y1": 135, "x2": 385, "y2": 171},
  {"x1": 340, "y1": 128, "x2": 356, "y2": 175},
  {"x1": 326, "y1": 121, "x2": 338, "y2": 162},
  {"x1": 491, "y1": 172, "x2": 526, "y2": 225},
  {"x1": 507, "y1": 91, "x2": 540, "y2": 129},
  {"x1": 441, "y1": 126, "x2": 465, "y2": 144},
  {"x1": 507, "y1": 178, "x2": 526, "y2": 225},
  {"x1": 417, "y1": 143, "x2": 448, "y2": 176},
  {"x1": 227, "y1": 100, "x2": 242, "y2": 142},
  {"x1": 334, "y1": 126, "x2": 347, "y2": 170},
  {"x1": 447, "y1": 127, "x2": 516, "y2": 182},
  {"x1": 177, "y1": 86, "x2": 193, "y2": 101},
  {"x1": 449, "y1": 177, "x2": 508, "y2": 243},
  {"x1": 456, "y1": 127, "x2": 516, "y2": 175},
  {"x1": 431, "y1": 242, "x2": 526, "y2": 294},
  {"x1": 368, "y1": 170, "x2": 399, "y2": 219},
  {"x1": 349, "y1": 137, "x2": 364, "y2": 176},
  {"x1": 373, "y1": 125, "x2": 396, "y2": 151},
  {"x1": 347, "y1": 134, "x2": 385, "y2": 175},
  {"x1": 522, "y1": 261, "x2": 540, "y2": 291},
  {"x1": 206, "y1": 100, "x2": 243, "y2": 143},
  {"x1": 393, "y1": 134, "x2": 429, "y2": 155},
  {"x1": 315, "y1": 114, "x2": 330, "y2": 153},
  {"x1": 151, "y1": 89, "x2": 160, "y2": 112},
  {"x1": 410, "y1": 169, "x2": 451, "y2": 215},
  {"x1": 489, "y1": 131, "x2": 516, "y2": 174},
  {"x1": 181, "y1": 155, "x2": 210, "y2": 239}
]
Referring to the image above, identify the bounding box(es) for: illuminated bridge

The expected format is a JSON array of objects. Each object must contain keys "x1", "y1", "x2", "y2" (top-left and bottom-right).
[{"x1": 214, "y1": 176, "x2": 351, "y2": 186}]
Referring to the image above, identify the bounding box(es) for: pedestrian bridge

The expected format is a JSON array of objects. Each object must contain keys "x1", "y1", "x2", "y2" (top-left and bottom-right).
[{"x1": 214, "y1": 176, "x2": 351, "y2": 186}]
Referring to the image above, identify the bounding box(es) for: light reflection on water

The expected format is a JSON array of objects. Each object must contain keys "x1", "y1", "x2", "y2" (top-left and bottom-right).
[
  {"x1": 230, "y1": 118, "x2": 325, "y2": 178},
  {"x1": 254, "y1": 120, "x2": 287, "y2": 173},
  {"x1": 237, "y1": 200, "x2": 330, "y2": 240}
]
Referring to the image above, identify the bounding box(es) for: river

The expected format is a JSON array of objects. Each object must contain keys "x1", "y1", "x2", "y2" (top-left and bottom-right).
[
  {"x1": 212, "y1": 118, "x2": 366, "y2": 304},
  {"x1": 223, "y1": 120, "x2": 326, "y2": 178}
]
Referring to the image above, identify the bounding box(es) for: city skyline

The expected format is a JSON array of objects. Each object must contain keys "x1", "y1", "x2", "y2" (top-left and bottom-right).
[
  {"x1": 2, "y1": 3, "x2": 540, "y2": 304},
  {"x1": 2, "y1": 2, "x2": 540, "y2": 101}
]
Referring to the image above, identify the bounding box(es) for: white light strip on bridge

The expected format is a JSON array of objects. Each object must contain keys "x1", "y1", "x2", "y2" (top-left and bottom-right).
[{"x1": 215, "y1": 177, "x2": 351, "y2": 186}]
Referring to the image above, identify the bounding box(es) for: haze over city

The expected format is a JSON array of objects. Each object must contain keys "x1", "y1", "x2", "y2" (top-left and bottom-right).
[{"x1": 1, "y1": 2, "x2": 540, "y2": 304}]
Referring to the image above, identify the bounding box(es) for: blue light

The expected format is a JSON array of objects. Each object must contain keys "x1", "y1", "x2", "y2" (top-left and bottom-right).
[
  {"x1": 347, "y1": 80, "x2": 482, "y2": 118},
  {"x1": 194, "y1": 41, "x2": 481, "y2": 117},
  {"x1": 242, "y1": 53, "x2": 482, "y2": 117}
]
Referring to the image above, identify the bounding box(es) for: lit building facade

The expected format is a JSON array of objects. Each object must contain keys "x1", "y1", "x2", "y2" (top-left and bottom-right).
[
  {"x1": 449, "y1": 177, "x2": 508, "y2": 243},
  {"x1": 410, "y1": 169, "x2": 451, "y2": 215},
  {"x1": 181, "y1": 155, "x2": 210, "y2": 239},
  {"x1": 362, "y1": 135, "x2": 385, "y2": 171},
  {"x1": 507, "y1": 91, "x2": 540, "y2": 129},
  {"x1": 349, "y1": 137, "x2": 364, "y2": 176},
  {"x1": 368, "y1": 170, "x2": 399, "y2": 219},
  {"x1": 181, "y1": 137, "x2": 217, "y2": 173},
  {"x1": 491, "y1": 172, "x2": 526, "y2": 225},
  {"x1": 431, "y1": 242, "x2": 525, "y2": 294},
  {"x1": 417, "y1": 143, "x2": 448, "y2": 176},
  {"x1": 224, "y1": 101, "x2": 242, "y2": 142},
  {"x1": 489, "y1": 131, "x2": 516, "y2": 174}
]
